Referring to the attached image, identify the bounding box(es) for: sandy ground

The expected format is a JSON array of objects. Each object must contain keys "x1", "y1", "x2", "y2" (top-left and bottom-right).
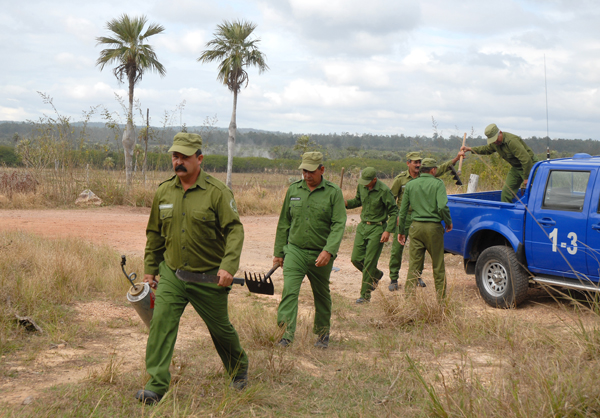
[{"x1": 0, "y1": 207, "x2": 567, "y2": 405}]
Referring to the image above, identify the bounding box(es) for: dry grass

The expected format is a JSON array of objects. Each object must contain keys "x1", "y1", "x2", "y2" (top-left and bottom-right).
[
  {"x1": 2, "y1": 232, "x2": 600, "y2": 416},
  {"x1": 0, "y1": 231, "x2": 134, "y2": 357},
  {"x1": 0, "y1": 167, "x2": 364, "y2": 216}
]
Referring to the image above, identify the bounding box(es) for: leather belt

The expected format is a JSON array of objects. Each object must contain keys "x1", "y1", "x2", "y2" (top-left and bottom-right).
[{"x1": 364, "y1": 221, "x2": 384, "y2": 225}]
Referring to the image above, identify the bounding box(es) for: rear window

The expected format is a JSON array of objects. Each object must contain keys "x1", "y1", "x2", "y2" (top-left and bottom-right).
[{"x1": 542, "y1": 170, "x2": 590, "y2": 211}]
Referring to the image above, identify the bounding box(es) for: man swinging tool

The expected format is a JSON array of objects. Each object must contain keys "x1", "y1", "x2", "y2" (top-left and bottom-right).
[
  {"x1": 461, "y1": 123, "x2": 537, "y2": 203},
  {"x1": 136, "y1": 132, "x2": 248, "y2": 405}
]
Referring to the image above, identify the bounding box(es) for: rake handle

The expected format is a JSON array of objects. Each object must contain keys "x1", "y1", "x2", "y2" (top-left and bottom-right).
[{"x1": 458, "y1": 133, "x2": 466, "y2": 175}]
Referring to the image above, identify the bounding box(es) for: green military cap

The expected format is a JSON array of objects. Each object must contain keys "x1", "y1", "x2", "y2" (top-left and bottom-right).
[
  {"x1": 168, "y1": 132, "x2": 203, "y2": 156},
  {"x1": 298, "y1": 151, "x2": 323, "y2": 171},
  {"x1": 358, "y1": 167, "x2": 377, "y2": 186},
  {"x1": 485, "y1": 123, "x2": 500, "y2": 144},
  {"x1": 421, "y1": 158, "x2": 438, "y2": 168},
  {"x1": 406, "y1": 151, "x2": 422, "y2": 161}
]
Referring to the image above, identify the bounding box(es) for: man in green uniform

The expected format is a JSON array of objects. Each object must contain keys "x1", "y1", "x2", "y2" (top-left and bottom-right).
[
  {"x1": 137, "y1": 132, "x2": 248, "y2": 404},
  {"x1": 388, "y1": 150, "x2": 464, "y2": 291},
  {"x1": 273, "y1": 152, "x2": 346, "y2": 349},
  {"x1": 398, "y1": 158, "x2": 452, "y2": 299},
  {"x1": 461, "y1": 123, "x2": 538, "y2": 203},
  {"x1": 345, "y1": 167, "x2": 398, "y2": 303}
]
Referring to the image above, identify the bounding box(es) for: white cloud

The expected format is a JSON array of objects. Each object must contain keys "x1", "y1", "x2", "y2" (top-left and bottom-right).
[
  {"x1": 65, "y1": 82, "x2": 123, "y2": 100},
  {"x1": 63, "y1": 16, "x2": 97, "y2": 42},
  {"x1": 281, "y1": 79, "x2": 374, "y2": 108},
  {"x1": 157, "y1": 30, "x2": 207, "y2": 56},
  {"x1": 0, "y1": 106, "x2": 29, "y2": 121},
  {"x1": 260, "y1": 0, "x2": 420, "y2": 55},
  {"x1": 0, "y1": 0, "x2": 600, "y2": 140}
]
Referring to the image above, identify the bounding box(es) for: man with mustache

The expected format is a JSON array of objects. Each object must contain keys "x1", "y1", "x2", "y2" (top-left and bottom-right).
[{"x1": 137, "y1": 132, "x2": 248, "y2": 404}]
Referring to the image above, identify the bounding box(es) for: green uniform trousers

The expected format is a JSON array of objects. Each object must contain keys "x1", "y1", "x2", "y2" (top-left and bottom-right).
[
  {"x1": 501, "y1": 166, "x2": 526, "y2": 203},
  {"x1": 145, "y1": 262, "x2": 248, "y2": 395},
  {"x1": 389, "y1": 218, "x2": 411, "y2": 281},
  {"x1": 277, "y1": 244, "x2": 333, "y2": 341},
  {"x1": 405, "y1": 221, "x2": 447, "y2": 299},
  {"x1": 389, "y1": 219, "x2": 425, "y2": 282},
  {"x1": 351, "y1": 222, "x2": 385, "y2": 300}
]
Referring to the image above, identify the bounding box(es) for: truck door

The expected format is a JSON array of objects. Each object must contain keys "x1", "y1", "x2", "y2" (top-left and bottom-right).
[
  {"x1": 586, "y1": 171, "x2": 600, "y2": 280},
  {"x1": 526, "y1": 168, "x2": 593, "y2": 279}
]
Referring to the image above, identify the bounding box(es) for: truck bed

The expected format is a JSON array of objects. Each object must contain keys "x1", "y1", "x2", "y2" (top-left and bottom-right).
[{"x1": 444, "y1": 190, "x2": 527, "y2": 258}]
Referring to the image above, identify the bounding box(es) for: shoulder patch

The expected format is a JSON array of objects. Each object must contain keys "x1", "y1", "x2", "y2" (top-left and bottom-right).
[{"x1": 229, "y1": 198, "x2": 238, "y2": 213}]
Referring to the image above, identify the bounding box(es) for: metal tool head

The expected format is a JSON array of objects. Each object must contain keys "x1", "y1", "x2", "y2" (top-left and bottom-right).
[
  {"x1": 244, "y1": 271, "x2": 275, "y2": 295},
  {"x1": 448, "y1": 165, "x2": 463, "y2": 186}
]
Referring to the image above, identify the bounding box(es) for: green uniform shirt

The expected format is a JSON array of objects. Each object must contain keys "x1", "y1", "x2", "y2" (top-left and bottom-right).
[
  {"x1": 144, "y1": 170, "x2": 244, "y2": 276},
  {"x1": 390, "y1": 159, "x2": 455, "y2": 208},
  {"x1": 398, "y1": 173, "x2": 452, "y2": 233},
  {"x1": 390, "y1": 159, "x2": 455, "y2": 233},
  {"x1": 274, "y1": 178, "x2": 347, "y2": 258},
  {"x1": 471, "y1": 132, "x2": 536, "y2": 178},
  {"x1": 346, "y1": 179, "x2": 398, "y2": 233}
]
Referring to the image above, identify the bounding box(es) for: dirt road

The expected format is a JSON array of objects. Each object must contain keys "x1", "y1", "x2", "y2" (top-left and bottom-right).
[{"x1": 0, "y1": 207, "x2": 365, "y2": 297}]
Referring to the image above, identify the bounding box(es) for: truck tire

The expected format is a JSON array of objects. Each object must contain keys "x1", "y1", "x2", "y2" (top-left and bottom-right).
[{"x1": 475, "y1": 246, "x2": 529, "y2": 308}]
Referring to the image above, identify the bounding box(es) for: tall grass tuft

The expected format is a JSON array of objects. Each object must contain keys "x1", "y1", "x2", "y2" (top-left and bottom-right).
[
  {"x1": 378, "y1": 287, "x2": 459, "y2": 328},
  {"x1": 0, "y1": 231, "x2": 136, "y2": 355}
]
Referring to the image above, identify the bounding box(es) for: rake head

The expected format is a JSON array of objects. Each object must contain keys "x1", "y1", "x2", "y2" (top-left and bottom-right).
[
  {"x1": 244, "y1": 265, "x2": 277, "y2": 295},
  {"x1": 448, "y1": 164, "x2": 463, "y2": 186}
]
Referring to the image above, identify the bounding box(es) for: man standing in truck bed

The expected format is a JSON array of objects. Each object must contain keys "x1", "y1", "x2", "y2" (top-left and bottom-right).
[{"x1": 462, "y1": 123, "x2": 537, "y2": 203}]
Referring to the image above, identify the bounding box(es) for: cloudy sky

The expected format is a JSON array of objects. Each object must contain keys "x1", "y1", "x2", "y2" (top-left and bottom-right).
[{"x1": 2, "y1": 0, "x2": 599, "y2": 141}]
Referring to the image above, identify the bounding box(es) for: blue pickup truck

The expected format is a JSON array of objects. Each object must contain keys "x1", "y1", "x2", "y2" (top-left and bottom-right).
[{"x1": 444, "y1": 153, "x2": 600, "y2": 308}]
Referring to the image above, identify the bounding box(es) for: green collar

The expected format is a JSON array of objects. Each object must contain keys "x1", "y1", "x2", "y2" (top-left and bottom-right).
[
  {"x1": 300, "y1": 178, "x2": 326, "y2": 191},
  {"x1": 175, "y1": 169, "x2": 207, "y2": 190}
]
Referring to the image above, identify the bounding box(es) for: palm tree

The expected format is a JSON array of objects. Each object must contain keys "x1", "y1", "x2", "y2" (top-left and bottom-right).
[
  {"x1": 198, "y1": 20, "x2": 268, "y2": 188},
  {"x1": 96, "y1": 14, "x2": 166, "y2": 186}
]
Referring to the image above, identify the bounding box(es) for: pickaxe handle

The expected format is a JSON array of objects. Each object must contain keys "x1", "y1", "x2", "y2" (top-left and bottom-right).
[{"x1": 458, "y1": 133, "x2": 466, "y2": 175}]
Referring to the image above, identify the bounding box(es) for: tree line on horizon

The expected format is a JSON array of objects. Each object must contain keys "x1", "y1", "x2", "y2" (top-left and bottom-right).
[{"x1": 1, "y1": 120, "x2": 598, "y2": 161}]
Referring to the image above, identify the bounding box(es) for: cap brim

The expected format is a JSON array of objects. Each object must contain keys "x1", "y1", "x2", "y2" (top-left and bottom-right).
[
  {"x1": 486, "y1": 133, "x2": 499, "y2": 144},
  {"x1": 298, "y1": 163, "x2": 320, "y2": 171},
  {"x1": 358, "y1": 178, "x2": 371, "y2": 185},
  {"x1": 168, "y1": 144, "x2": 197, "y2": 156}
]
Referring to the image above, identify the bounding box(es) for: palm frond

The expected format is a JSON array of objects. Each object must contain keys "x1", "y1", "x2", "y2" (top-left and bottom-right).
[{"x1": 198, "y1": 19, "x2": 268, "y2": 93}]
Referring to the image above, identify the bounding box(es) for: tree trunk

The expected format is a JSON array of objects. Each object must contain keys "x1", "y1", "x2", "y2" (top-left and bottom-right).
[
  {"x1": 123, "y1": 76, "x2": 136, "y2": 186},
  {"x1": 143, "y1": 108, "x2": 149, "y2": 187},
  {"x1": 226, "y1": 89, "x2": 238, "y2": 189}
]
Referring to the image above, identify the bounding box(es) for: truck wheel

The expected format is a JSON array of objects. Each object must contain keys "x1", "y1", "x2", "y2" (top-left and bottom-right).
[{"x1": 475, "y1": 246, "x2": 529, "y2": 308}]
